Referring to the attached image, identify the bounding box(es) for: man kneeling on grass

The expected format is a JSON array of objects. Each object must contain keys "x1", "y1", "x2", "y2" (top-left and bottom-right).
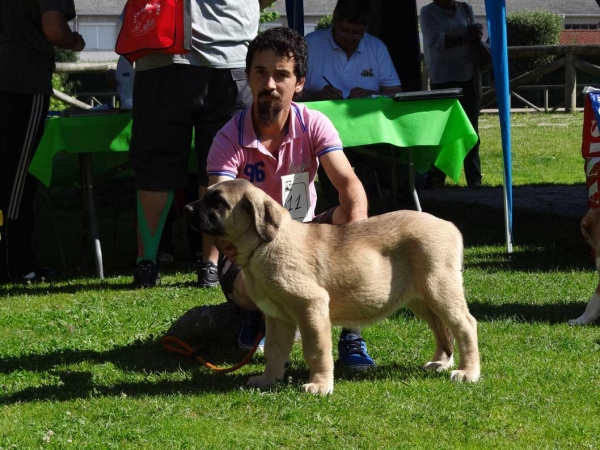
[{"x1": 200, "y1": 27, "x2": 377, "y2": 371}]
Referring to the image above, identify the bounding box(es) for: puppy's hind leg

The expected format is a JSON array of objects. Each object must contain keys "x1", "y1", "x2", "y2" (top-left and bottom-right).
[
  {"x1": 425, "y1": 287, "x2": 480, "y2": 383},
  {"x1": 406, "y1": 299, "x2": 455, "y2": 372},
  {"x1": 247, "y1": 316, "x2": 296, "y2": 390},
  {"x1": 569, "y1": 290, "x2": 600, "y2": 326}
]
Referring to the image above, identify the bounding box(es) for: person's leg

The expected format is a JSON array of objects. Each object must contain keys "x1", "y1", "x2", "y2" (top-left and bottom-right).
[
  {"x1": 194, "y1": 67, "x2": 252, "y2": 286},
  {"x1": 157, "y1": 197, "x2": 176, "y2": 265},
  {"x1": 217, "y1": 254, "x2": 265, "y2": 350},
  {"x1": 459, "y1": 77, "x2": 482, "y2": 188},
  {"x1": 314, "y1": 207, "x2": 376, "y2": 371},
  {"x1": 0, "y1": 91, "x2": 49, "y2": 282},
  {"x1": 136, "y1": 190, "x2": 174, "y2": 263},
  {"x1": 129, "y1": 66, "x2": 194, "y2": 287}
]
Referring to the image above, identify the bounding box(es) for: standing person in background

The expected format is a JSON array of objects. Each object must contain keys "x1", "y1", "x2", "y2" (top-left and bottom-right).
[
  {"x1": 420, "y1": 0, "x2": 483, "y2": 189},
  {"x1": 130, "y1": 0, "x2": 275, "y2": 288},
  {"x1": 299, "y1": 0, "x2": 402, "y2": 208},
  {"x1": 0, "y1": 0, "x2": 85, "y2": 283}
]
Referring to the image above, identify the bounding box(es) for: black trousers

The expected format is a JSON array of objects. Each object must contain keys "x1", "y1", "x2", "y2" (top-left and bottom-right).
[
  {"x1": 431, "y1": 76, "x2": 482, "y2": 186},
  {"x1": 0, "y1": 91, "x2": 49, "y2": 281}
]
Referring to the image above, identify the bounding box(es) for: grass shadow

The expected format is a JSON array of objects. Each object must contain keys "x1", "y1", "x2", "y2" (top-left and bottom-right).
[
  {"x1": 0, "y1": 337, "x2": 270, "y2": 404},
  {"x1": 0, "y1": 370, "x2": 250, "y2": 404},
  {"x1": 467, "y1": 300, "x2": 595, "y2": 324}
]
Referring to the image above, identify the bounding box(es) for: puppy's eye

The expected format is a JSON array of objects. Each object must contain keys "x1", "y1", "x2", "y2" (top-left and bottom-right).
[{"x1": 206, "y1": 191, "x2": 231, "y2": 211}]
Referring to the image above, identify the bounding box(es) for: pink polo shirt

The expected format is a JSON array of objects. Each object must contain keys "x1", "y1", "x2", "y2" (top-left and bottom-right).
[{"x1": 207, "y1": 102, "x2": 343, "y2": 220}]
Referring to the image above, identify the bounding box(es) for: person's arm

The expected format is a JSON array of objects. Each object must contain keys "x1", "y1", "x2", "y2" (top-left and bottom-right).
[
  {"x1": 319, "y1": 151, "x2": 368, "y2": 224},
  {"x1": 420, "y1": 6, "x2": 445, "y2": 51},
  {"x1": 41, "y1": 10, "x2": 85, "y2": 51},
  {"x1": 208, "y1": 175, "x2": 233, "y2": 187},
  {"x1": 301, "y1": 85, "x2": 344, "y2": 101},
  {"x1": 297, "y1": 81, "x2": 344, "y2": 102},
  {"x1": 380, "y1": 85, "x2": 403, "y2": 95},
  {"x1": 348, "y1": 84, "x2": 402, "y2": 98}
]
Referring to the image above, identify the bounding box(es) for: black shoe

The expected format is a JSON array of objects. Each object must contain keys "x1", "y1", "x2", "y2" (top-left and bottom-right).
[
  {"x1": 21, "y1": 266, "x2": 58, "y2": 284},
  {"x1": 133, "y1": 260, "x2": 160, "y2": 288},
  {"x1": 198, "y1": 261, "x2": 219, "y2": 288}
]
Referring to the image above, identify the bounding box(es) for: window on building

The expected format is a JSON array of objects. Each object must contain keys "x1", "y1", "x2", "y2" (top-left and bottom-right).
[
  {"x1": 565, "y1": 24, "x2": 599, "y2": 30},
  {"x1": 78, "y1": 23, "x2": 117, "y2": 50}
]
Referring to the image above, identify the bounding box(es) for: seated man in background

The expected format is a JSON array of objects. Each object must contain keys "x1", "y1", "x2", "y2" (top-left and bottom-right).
[
  {"x1": 203, "y1": 26, "x2": 377, "y2": 371},
  {"x1": 298, "y1": 0, "x2": 403, "y2": 209}
]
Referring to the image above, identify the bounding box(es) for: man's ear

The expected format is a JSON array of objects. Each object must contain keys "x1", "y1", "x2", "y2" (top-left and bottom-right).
[{"x1": 295, "y1": 76, "x2": 305, "y2": 94}]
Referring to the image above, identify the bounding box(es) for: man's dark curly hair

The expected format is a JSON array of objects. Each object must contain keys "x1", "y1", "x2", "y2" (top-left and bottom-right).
[
  {"x1": 246, "y1": 27, "x2": 308, "y2": 80},
  {"x1": 333, "y1": 0, "x2": 371, "y2": 26}
]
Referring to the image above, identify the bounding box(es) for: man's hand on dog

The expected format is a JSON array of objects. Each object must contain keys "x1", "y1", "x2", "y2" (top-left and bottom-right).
[{"x1": 217, "y1": 239, "x2": 238, "y2": 264}]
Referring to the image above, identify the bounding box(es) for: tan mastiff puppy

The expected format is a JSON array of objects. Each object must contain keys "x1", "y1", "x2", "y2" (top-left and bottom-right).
[{"x1": 187, "y1": 179, "x2": 480, "y2": 395}]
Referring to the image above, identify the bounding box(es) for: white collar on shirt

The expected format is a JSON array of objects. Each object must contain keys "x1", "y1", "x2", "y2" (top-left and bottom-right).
[{"x1": 327, "y1": 28, "x2": 366, "y2": 55}]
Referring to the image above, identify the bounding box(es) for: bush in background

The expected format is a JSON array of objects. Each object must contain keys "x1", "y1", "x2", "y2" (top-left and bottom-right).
[
  {"x1": 316, "y1": 14, "x2": 332, "y2": 30},
  {"x1": 50, "y1": 48, "x2": 79, "y2": 111},
  {"x1": 260, "y1": 3, "x2": 279, "y2": 24},
  {"x1": 506, "y1": 11, "x2": 563, "y2": 80}
]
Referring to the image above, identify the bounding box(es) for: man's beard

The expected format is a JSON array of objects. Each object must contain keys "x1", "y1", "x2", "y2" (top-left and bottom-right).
[{"x1": 256, "y1": 94, "x2": 283, "y2": 126}]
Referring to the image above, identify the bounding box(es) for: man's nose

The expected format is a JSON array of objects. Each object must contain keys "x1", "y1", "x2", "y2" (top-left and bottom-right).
[{"x1": 265, "y1": 75, "x2": 277, "y2": 90}]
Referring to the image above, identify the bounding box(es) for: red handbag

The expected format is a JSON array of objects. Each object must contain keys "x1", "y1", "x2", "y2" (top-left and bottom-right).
[{"x1": 116, "y1": 0, "x2": 190, "y2": 63}]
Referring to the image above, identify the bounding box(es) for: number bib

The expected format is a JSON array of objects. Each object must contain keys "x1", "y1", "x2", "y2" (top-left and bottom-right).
[{"x1": 281, "y1": 172, "x2": 310, "y2": 222}]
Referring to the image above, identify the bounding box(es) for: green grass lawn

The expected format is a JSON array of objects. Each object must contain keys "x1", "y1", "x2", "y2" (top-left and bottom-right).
[{"x1": 2, "y1": 112, "x2": 599, "y2": 448}]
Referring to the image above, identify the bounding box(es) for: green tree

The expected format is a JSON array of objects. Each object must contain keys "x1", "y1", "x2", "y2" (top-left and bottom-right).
[
  {"x1": 506, "y1": 11, "x2": 563, "y2": 80},
  {"x1": 50, "y1": 48, "x2": 78, "y2": 110},
  {"x1": 316, "y1": 14, "x2": 333, "y2": 30},
  {"x1": 260, "y1": 3, "x2": 279, "y2": 24}
]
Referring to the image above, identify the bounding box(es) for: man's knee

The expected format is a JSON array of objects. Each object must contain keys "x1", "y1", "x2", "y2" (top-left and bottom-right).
[{"x1": 218, "y1": 257, "x2": 257, "y2": 310}]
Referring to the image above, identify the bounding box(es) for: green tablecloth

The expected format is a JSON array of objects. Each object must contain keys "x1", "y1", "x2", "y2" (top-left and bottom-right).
[
  {"x1": 30, "y1": 111, "x2": 133, "y2": 187},
  {"x1": 307, "y1": 97, "x2": 477, "y2": 182},
  {"x1": 30, "y1": 97, "x2": 477, "y2": 187}
]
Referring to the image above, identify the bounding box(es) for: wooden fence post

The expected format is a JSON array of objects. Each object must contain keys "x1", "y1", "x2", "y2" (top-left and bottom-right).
[{"x1": 565, "y1": 51, "x2": 577, "y2": 113}]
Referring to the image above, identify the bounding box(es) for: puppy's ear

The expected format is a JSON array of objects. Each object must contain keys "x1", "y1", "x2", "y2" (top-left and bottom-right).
[{"x1": 242, "y1": 193, "x2": 281, "y2": 242}]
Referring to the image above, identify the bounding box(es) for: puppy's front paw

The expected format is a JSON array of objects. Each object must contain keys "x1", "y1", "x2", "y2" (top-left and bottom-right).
[
  {"x1": 450, "y1": 369, "x2": 480, "y2": 383},
  {"x1": 302, "y1": 382, "x2": 333, "y2": 395},
  {"x1": 247, "y1": 374, "x2": 278, "y2": 391}
]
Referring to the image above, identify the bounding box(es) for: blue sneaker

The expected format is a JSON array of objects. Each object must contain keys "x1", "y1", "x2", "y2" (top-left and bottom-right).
[
  {"x1": 338, "y1": 333, "x2": 376, "y2": 371},
  {"x1": 238, "y1": 310, "x2": 265, "y2": 351}
]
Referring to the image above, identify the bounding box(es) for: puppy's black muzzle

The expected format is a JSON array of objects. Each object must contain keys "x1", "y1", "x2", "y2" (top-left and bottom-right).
[
  {"x1": 184, "y1": 201, "x2": 203, "y2": 233},
  {"x1": 184, "y1": 200, "x2": 225, "y2": 237}
]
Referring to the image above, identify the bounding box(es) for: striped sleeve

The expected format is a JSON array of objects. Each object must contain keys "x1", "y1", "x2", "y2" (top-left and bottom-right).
[{"x1": 206, "y1": 122, "x2": 243, "y2": 180}]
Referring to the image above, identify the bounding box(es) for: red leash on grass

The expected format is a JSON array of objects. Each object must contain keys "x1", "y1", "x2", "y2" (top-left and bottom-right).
[{"x1": 162, "y1": 332, "x2": 264, "y2": 374}]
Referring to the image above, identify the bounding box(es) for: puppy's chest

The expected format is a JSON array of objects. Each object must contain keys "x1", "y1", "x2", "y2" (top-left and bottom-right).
[{"x1": 245, "y1": 273, "x2": 289, "y2": 319}]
